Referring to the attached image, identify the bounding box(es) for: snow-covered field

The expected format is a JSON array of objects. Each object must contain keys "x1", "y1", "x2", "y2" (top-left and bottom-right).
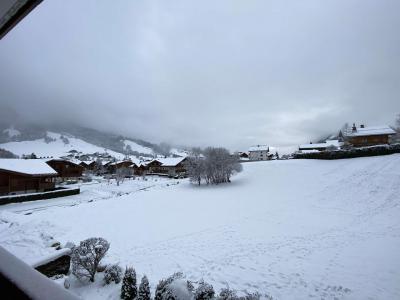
[{"x1": 1, "y1": 155, "x2": 400, "y2": 299}]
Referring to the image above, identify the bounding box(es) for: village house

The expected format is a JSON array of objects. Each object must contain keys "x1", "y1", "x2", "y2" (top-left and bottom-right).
[
  {"x1": 46, "y1": 159, "x2": 84, "y2": 179},
  {"x1": 107, "y1": 160, "x2": 133, "y2": 174},
  {"x1": 343, "y1": 124, "x2": 396, "y2": 147},
  {"x1": 0, "y1": 159, "x2": 58, "y2": 196},
  {"x1": 157, "y1": 157, "x2": 187, "y2": 177},
  {"x1": 248, "y1": 145, "x2": 273, "y2": 161},
  {"x1": 146, "y1": 159, "x2": 163, "y2": 174},
  {"x1": 299, "y1": 140, "x2": 343, "y2": 153},
  {"x1": 79, "y1": 160, "x2": 96, "y2": 171},
  {"x1": 131, "y1": 161, "x2": 150, "y2": 176}
]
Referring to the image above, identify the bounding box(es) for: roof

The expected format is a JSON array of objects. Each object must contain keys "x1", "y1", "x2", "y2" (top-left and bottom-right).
[
  {"x1": 108, "y1": 160, "x2": 133, "y2": 166},
  {"x1": 153, "y1": 157, "x2": 186, "y2": 167},
  {"x1": 0, "y1": 0, "x2": 43, "y2": 40},
  {"x1": 0, "y1": 159, "x2": 58, "y2": 176},
  {"x1": 344, "y1": 125, "x2": 396, "y2": 137},
  {"x1": 46, "y1": 158, "x2": 82, "y2": 167},
  {"x1": 299, "y1": 140, "x2": 342, "y2": 150},
  {"x1": 249, "y1": 145, "x2": 269, "y2": 152}
]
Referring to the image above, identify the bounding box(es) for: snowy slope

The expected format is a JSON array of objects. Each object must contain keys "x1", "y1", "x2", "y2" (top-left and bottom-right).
[
  {"x1": 1, "y1": 155, "x2": 400, "y2": 299},
  {"x1": 122, "y1": 139, "x2": 153, "y2": 155},
  {"x1": 0, "y1": 132, "x2": 125, "y2": 159}
]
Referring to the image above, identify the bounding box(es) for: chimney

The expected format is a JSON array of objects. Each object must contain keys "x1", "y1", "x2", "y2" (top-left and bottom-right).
[
  {"x1": 360, "y1": 124, "x2": 365, "y2": 128},
  {"x1": 352, "y1": 123, "x2": 357, "y2": 132}
]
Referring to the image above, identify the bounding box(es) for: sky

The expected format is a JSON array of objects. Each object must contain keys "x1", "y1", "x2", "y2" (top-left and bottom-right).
[{"x1": 0, "y1": 0, "x2": 399, "y2": 151}]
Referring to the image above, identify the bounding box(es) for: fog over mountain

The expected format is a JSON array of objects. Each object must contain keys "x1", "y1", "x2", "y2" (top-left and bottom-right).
[{"x1": 0, "y1": 0, "x2": 399, "y2": 151}]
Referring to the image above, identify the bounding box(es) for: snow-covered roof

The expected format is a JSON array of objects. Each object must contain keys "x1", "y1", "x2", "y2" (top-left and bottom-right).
[
  {"x1": 0, "y1": 159, "x2": 58, "y2": 176},
  {"x1": 299, "y1": 140, "x2": 342, "y2": 150},
  {"x1": 47, "y1": 158, "x2": 82, "y2": 167},
  {"x1": 154, "y1": 157, "x2": 186, "y2": 167},
  {"x1": 108, "y1": 160, "x2": 133, "y2": 166},
  {"x1": 249, "y1": 145, "x2": 269, "y2": 152},
  {"x1": 344, "y1": 125, "x2": 396, "y2": 137},
  {"x1": 80, "y1": 160, "x2": 95, "y2": 166}
]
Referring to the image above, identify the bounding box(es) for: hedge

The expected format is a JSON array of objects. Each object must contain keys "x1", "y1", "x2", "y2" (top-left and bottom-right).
[{"x1": 293, "y1": 143, "x2": 400, "y2": 160}]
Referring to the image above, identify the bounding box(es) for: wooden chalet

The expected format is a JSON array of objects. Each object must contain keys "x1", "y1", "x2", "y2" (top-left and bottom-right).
[
  {"x1": 344, "y1": 124, "x2": 396, "y2": 147},
  {"x1": 0, "y1": 159, "x2": 58, "y2": 196},
  {"x1": 133, "y1": 162, "x2": 150, "y2": 176},
  {"x1": 146, "y1": 160, "x2": 163, "y2": 174},
  {"x1": 46, "y1": 159, "x2": 84, "y2": 178},
  {"x1": 148, "y1": 157, "x2": 187, "y2": 177},
  {"x1": 79, "y1": 161, "x2": 96, "y2": 171},
  {"x1": 107, "y1": 160, "x2": 133, "y2": 174}
]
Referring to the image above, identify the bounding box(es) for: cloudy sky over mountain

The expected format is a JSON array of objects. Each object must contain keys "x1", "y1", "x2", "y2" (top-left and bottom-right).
[{"x1": 0, "y1": 0, "x2": 399, "y2": 150}]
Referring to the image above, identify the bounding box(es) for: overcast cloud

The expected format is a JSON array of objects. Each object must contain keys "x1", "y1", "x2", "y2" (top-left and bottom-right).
[{"x1": 0, "y1": 0, "x2": 399, "y2": 150}]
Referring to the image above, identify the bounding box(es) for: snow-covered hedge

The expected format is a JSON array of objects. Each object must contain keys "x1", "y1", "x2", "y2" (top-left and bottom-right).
[{"x1": 294, "y1": 143, "x2": 400, "y2": 160}]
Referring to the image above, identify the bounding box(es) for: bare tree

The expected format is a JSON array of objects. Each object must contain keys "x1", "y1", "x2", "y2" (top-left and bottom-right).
[
  {"x1": 71, "y1": 237, "x2": 110, "y2": 282},
  {"x1": 116, "y1": 167, "x2": 130, "y2": 186},
  {"x1": 187, "y1": 147, "x2": 242, "y2": 185}
]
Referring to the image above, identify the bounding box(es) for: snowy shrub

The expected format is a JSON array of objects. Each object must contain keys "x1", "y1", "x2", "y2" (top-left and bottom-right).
[
  {"x1": 194, "y1": 280, "x2": 215, "y2": 300},
  {"x1": 154, "y1": 272, "x2": 184, "y2": 300},
  {"x1": 218, "y1": 287, "x2": 238, "y2": 300},
  {"x1": 104, "y1": 264, "x2": 123, "y2": 285},
  {"x1": 137, "y1": 275, "x2": 151, "y2": 300},
  {"x1": 121, "y1": 267, "x2": 137, "y2": 299},
  {"x1": 71, "y1": 237, "x2": 110, "y2": 282}
]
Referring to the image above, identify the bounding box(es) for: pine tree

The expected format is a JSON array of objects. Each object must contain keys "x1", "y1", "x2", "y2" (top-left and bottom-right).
[
  {"x1": 138, "y1": 275, "x2": 151, "y2": 300},
  {"x1": 120, "y1": 267, "x2": 137, "y2": 300}
]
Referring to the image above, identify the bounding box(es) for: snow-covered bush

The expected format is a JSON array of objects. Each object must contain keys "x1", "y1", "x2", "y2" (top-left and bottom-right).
[
  {"x1": 104, "y1": 264, "x2": 123, "y2": 285},
  {"x1": 154, "y1": 272, "x2": 184, "y2": 300},
  {"x1": 194, "y1": 280, "x2": 215, "y2": 300},
  {"x1": 218, "y1": 287, "x2": 238, "y2": 300},
  {"x1": 138, "y1": 275, "x2": 151, "y2": 300},
  {"x1": 71, "y1": 237, "x2": 110, "y2": 282},
  {"x1": 120, "y1": 267, "x2": 137, "y2": 299}
]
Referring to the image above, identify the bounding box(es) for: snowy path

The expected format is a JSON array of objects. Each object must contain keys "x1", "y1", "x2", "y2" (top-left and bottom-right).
[{"x1": 1, "y1": 155, "x2": 400, "y2": 299}]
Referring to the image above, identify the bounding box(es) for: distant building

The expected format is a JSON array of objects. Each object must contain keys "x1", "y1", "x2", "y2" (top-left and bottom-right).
[
  {"x1": 46, "y1": 159, "x2": 84, "y2": 179},
  {"x1": 248, "y1": 145, "x2": 273, "y2": 161},
  {"x1": 343, "y1": 124, "x2": 396, "y2": 147},
  {"x1": 238, "y1": 152, "x2": 249, "y2": 159},
  {"x1": 0, "y1": 159, "x2": 57, "y2": 195},
  {"x1": 299, "y1": 140, "x2": 343, "y2": 152}
]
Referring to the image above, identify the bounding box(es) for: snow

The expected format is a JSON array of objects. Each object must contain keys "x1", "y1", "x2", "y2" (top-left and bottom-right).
[
  {"x1": 1, "y1": 155, "x2": 400, "y2": 299},
  {"x1": 155, "y1": 157, "x2": 186, "y2": 166},
  {"x1": 170, "y1": 148, "x2": 189, "y2": 157},
  {"x1": 344, "y1": 125, "x2": 396, "y2": 137},
  {"x1": 122, "y1": 139, "x2": 153, "y2": 155},
  {"x1": 3, "y1": 126, "x2": 21, "y2": 137},
  {"x1": 0, "y1": 159, "x2": 58, "y2": 175},
  {"x1": 0, "y1": 132, "x2": 125, "y2": 159}
]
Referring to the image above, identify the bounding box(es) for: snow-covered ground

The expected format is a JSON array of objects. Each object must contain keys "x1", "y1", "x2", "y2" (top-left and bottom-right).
[
  {"x1": 1, "y1": 155, "x2": 400, "y2": 299},
  {"x1": 122, "y1": 139, "x2": 154, "y2": 155},
  {"x1": 0, "y1": 132, "x2": 126, "y2": 159}
]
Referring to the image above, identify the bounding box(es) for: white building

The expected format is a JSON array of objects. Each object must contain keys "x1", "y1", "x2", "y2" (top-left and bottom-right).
[{"x1": 248, "y1": 145, "x2": 272, "y2": 161}]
